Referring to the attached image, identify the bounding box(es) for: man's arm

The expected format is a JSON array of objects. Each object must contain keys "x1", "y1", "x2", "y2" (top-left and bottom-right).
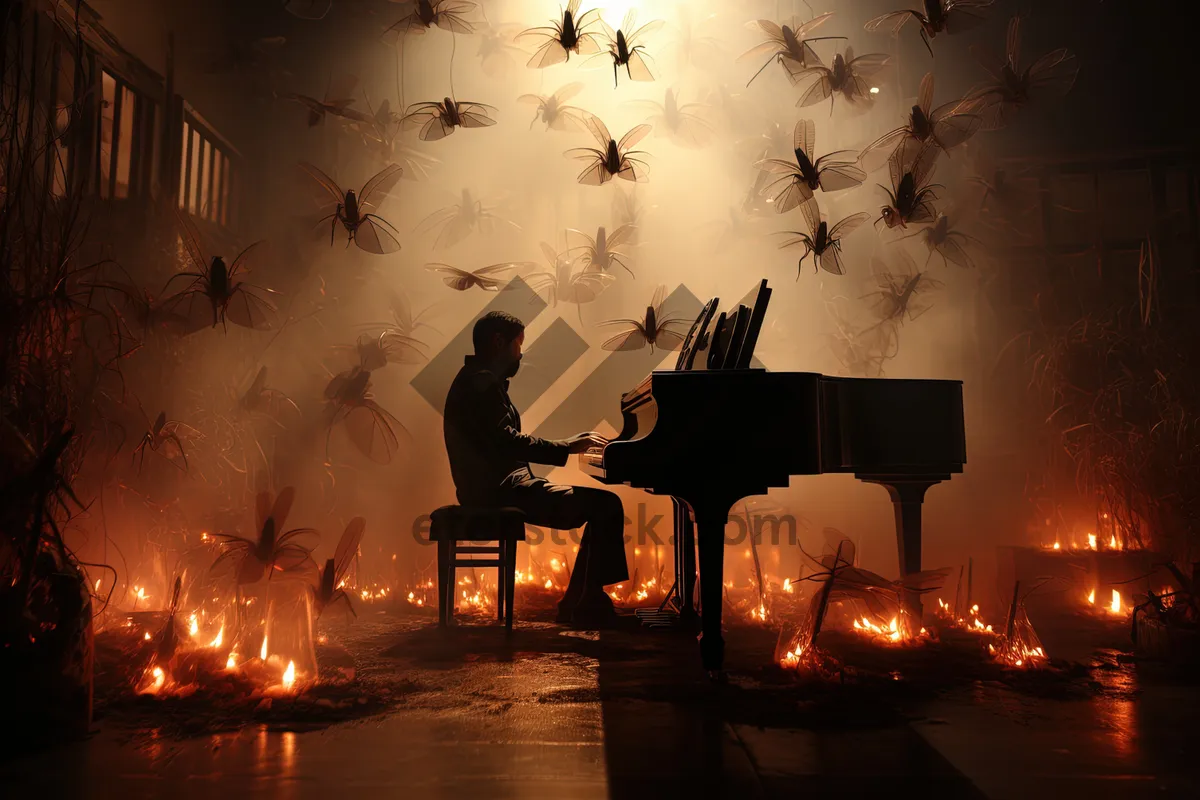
[{"x1": 470, "y1": 374, "x2": 572, "y2": 466}]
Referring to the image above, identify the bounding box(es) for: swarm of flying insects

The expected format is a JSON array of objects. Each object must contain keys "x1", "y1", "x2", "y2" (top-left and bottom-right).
[
  {"x1": 626, "y1": 88, "x2": 713, "y2": 149},
  {"x1": 238, "y1": 366, "x2": 301, "y2": 425},
  {"x1": 211, "y1": 486, "x2": 319, "y2": 586},
  {"x1": 591, "y1": 9, "x2": 664, "y2": 88},
  {"x1": 858, "y1": 72, "x2": 982, "y2": 173},
  {"x1": 739, "y1": 13, "x2": 840, "y2": 86},
  {"x1": 907, "y1": 209, "x2": 980, "y2": 268},
  {"x1": 755, "y1": 119, "x2": 865, "y2": 213},
  {"x1": 517, "y1": 82, "x2": 593, "y2": 131},
  {"x1": 665, "y1": 6, "x2": 724, "y2": 73},
  {"x1": 425, "y1": 261, "x2": 533, "y2": 291},
  {"x1": 877, "y1": 143, "x2": 942, "y2": 229},
  {"x1": 598, "y1": 284, "x2": 689, "y2": 352},
  {"x1": 283, "y1": 74, "x2": 362, "y2": 127},
  {"x1": 796, "y1": 47, "x2": 892, "y2": 113},
  {"x1": 476, "y1": 20, "x2": 526, "y2": 77},
  {"x1": 824, "y1": 301, "x2": 899, "y2": 377},
  {"x1": 518, "y1": 0, "x2": 604, "y2": 68},
  {"x1": 312, "y1": 517, "x2": 366, "y2": 618},
  {"x1": 566, "y1": 116, "x2": 652, "y2": 185},
  {"x1": 777, "y1": 196, "x2": 870, "y2": 277},
  {"x1": 416, "y1": 188, "x2": 522, "y2": 249},
  {"x1": 961, "y1": 16, "x2": 1078, "y2": 130},
  {"x1": 299, "y1": 162, "x2": 404, "y2": 254},
  {"x1": 131, "y1": 410, "x2": 194, "y2": 473},
  {"x1": 90, "y1": 264, "x2": 188, "y2": 339},
  {"x1": 333, "y1": 330, "x2": 425, "y2": 371},
  {"x1": 388, "y1": 0, "x2": 476, "y2": 37},
  {"x1": 566, "y1": 223, "x2": 637, "y2": 277},
  {"x1": 862, "y1": 247, "x2": 946, "y2": 325},
  {"x1": 324, "y1": 366, "x2": 408, "y2": 464},
  {"x1": 525, "y1": 241, "x2": 615, "y2": 320},
  {"x1": 164, "y1": 211, "x2": 276, "y2": 331},
  {"x1": 360, "y1": 290, "x2": 438, "y2": 363},
  {"x1": 865, "y1": 0, "x2": 994, "y2": 57},
  {"x1": 401, "y1": 97, "x2": 497, "y2": 141}
]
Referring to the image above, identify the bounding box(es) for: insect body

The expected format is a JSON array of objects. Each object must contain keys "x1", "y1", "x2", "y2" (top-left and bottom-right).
[
  {"x1": 755, "y1": 119, "x2": 865, "y2": 212},
  {"x1": 566, "y1": 116, "x2": 651, "y2": 185},
  {"x1": 777, "y1": 197, "x2": 869, "y2": 277},
  {"x1": 518, "y1": 0, "x2": 604, "y2": 68},
  {"x1": 401, "y1": 97, "x2": 497, "y2": 141}
]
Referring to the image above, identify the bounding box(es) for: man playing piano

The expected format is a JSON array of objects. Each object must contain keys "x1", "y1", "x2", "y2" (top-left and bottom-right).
[{"x1": 443, "y1": 311, "x2": 629, "y2": 625}]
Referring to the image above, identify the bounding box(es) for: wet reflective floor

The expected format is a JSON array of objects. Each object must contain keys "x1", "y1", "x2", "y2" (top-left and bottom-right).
[{"x1": 4, "y1": 607, "x2": 1199, "y2": 799}]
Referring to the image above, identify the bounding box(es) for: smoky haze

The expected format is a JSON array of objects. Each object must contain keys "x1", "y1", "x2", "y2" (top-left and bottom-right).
[{"x1": 74, "y1": 0, "x2": 1094, "y2": 614}]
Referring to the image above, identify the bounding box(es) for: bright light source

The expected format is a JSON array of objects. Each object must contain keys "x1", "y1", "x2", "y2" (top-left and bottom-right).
[{"x1": 869, "y1": 87, "x2": 880, "y2": 94}]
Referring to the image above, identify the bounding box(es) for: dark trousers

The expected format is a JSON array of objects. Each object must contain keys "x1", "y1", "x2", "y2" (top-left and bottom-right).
[{"x1": 493, "y1": 480, "x2": 629, "y2": 591}]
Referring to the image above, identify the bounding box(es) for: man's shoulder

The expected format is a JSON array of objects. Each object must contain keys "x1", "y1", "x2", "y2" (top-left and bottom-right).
[{"x1": 451, "y1": 363, "x2": 502, "y2": 395}]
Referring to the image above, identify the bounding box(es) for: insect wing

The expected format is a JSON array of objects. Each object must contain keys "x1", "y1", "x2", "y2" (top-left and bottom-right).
[
  {"x1": 818, "y1": 161, "x2": 866, "y2": 192},
  {"x1": 359, "y1": 163, "x2": 404, "y2": 209},
  {"x1": 226, "y1": 287, "x2": 277, "y2": 330},
  {"x1": 601, "y1": 325, "x2": 649, "y2": 351},
  {"x1": 356, "y1": 217, "x2": 402, "y2": 255},
  {"x1": 334, "y1": 517, "x2": 366, "y2": 581},
  {"x1": 865, "y1": 10, "x2": 922, "y2": 36},
  {"x1": 794, "y1": 119, "x2": 816, "y2": 160}
]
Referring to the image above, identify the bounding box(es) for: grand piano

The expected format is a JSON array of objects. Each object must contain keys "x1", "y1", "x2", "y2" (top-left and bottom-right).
[{"x1": 581, "y1": 280, "x2": 966, "y2": 674}]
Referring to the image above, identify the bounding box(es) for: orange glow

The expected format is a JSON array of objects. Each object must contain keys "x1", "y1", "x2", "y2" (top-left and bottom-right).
[
  {"x1": 1087, "y1": 533, "x2": 1097, "y2": 550},
  {"x1": 188, "y1": 614, "x2": 199, "y2": 638},
  {"x1": 1110, "y1": 589, "x2": 1122, "y2": 614},
  {"x1": 782, "y1": 578, "x2": 793, "y2": 593},
  {"x1": 260, "y1": 635, "x2": 268, "y2": 661},
  {"x1": 143, "y1": 631, "x2": 151, "y2": 640},
  {"x1": 226, "y1": 652, "x2": 238, "y2": 670},
  {"x1": 1052, "y1": 542, "x2": 1061, "y2": 550},
  {"x1": 1088, "y1": 588, "x2": 1096, "y2": 604},
  {"x1": 282, "y1": 660, "x2": 296, "y2": 690},
  {"x1": 209, "y1": 626, "x2": 224, "y2": 649}
]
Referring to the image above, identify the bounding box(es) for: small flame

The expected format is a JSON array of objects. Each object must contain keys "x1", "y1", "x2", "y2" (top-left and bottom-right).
[
  {"x1": 143, "y1": 631, "x2": 151, "y2": 641},
  {"x1": 282, "y1": 660, "x2": 296, "y2": 690},
  {"x1": 209, "y1": 626, "x2": 224, "y2": 649},
  {"x1": 260, "y1": 635, "x2": 268, "y2": 661},
  {"x1": 148, "y1": 666, "x2": 165, "y2": 693},
  {"x1": 783, "y1": 578, "x2": 792, "y2": 593},
  {"x1": 1109, "y1": 535, "x2": 1117, "y2": 549},
  {"x1": 543, "y1": 579, "x2": 553, "y2": 589},
  {"x1": 1087, "y1": 533, "x2": 1097, "y2": 550},
  {"x1": 94, "y1": 578, "x2": 101, "y2": 591},
  {"x1": 1052, "y1": 542, "x2": 1061, "y2": 550},
  {"x1": 188, "y1": 614, "x2": 199, "y2": 638},
  {"x1": 226, "y1": 652, "x2": 238, "y2": 670},
  {"x1": 550, "y1": 558, "x2": 562, "y2": 571},
  {"x1": 1110, "y1": 589, "x2": 1122, "y2": 614},
  {"x1": 1087, "y1": 588, "x2": 1096, "y2": 604}
]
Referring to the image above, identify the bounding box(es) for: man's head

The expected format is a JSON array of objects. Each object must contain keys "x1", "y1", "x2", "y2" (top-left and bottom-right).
[{"x1": 472, "y1": 311, "x2": 525, "y2": 378}]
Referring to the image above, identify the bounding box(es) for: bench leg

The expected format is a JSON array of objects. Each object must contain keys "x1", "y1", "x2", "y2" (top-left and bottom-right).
[
  {"x1": 437, "y1": 537, "x2": 450, "y2": 627},
  {"x1": 505, "y1": 539, "x2": 517, "y2": 633},
  {"x1": 444, "y1": 540, "x2": 458, "y2": 627},
  {"x1": 496, "y1": 540, "x2": 507, "y2": 623}
]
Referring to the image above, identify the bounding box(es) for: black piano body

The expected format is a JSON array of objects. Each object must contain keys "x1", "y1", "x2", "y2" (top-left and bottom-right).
[{"x1": 581, "y1": 368, "x2": 966, "y2": 673}]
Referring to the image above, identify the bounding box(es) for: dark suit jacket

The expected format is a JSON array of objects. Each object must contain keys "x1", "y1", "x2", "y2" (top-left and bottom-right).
[{"x1": 443, "y1": 356, "x2": 571, "y2": 505}]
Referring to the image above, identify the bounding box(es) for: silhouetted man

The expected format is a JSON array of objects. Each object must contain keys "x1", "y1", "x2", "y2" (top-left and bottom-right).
[{"x1": 443, "y1": 311, "x2": 629, "y2": 625}]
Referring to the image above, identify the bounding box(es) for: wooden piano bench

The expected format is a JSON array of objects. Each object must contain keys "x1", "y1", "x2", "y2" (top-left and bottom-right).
[{"x1": 429, "y1": 505, "x2": 527, "y2": 631}]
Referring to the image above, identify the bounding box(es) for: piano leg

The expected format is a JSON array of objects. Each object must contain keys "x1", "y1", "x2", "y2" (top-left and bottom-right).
[
  {"x1": 691, "y1": 500, "x2": 732, "y2": 676},
  {"x1": 859, "y1": 476, "x2": 946, "y2": 619},
  {"x1": 671, "y1": 497, "x2": 698, "y2": 621}
]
